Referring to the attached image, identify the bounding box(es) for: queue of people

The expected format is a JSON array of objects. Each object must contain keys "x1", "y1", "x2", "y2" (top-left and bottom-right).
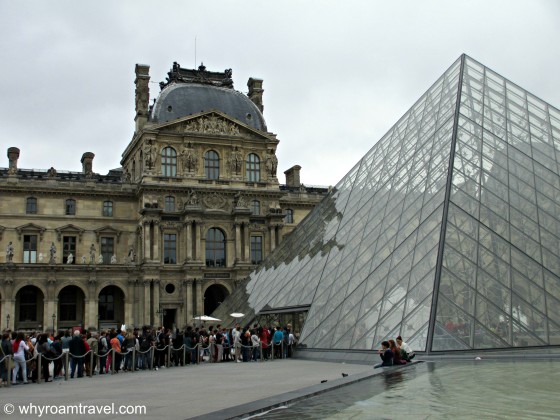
[
  {"x1": 0, "y1": 323, "x2": 298, "y2": 386},
  {"x1": 374, "y1": 335, "x2": 415, "y2": 368}
]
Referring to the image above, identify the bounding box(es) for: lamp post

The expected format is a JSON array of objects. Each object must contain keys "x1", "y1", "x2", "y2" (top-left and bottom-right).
[
  {"x1": 52, "y1": 313, "x2": 56, "y2": 333},
  {"x1": 6, "y1": 314, "x2": 10, "y2": 330},
  {"x1": 156, "y1": 307, "x2": 166, "y2": 328}
]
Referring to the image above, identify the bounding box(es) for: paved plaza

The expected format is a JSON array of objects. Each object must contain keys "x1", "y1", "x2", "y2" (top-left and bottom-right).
[{"x1": 1, "y1": 359, "x2": 372, "y2": 419}]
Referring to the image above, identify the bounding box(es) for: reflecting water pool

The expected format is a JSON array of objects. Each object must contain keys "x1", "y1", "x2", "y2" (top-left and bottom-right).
[{"x1": 259, "y1": 361, "x2": 560, "y2": 419}]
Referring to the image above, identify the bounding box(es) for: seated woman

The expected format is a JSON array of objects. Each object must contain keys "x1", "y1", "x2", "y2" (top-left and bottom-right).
[
  {"x1": 374, "y1": 341, "x2": 393, "y2": 368},
  {"x1": 389, "y1": 339, "x2": 407, "y2": 365},
  {"x1": 396, "y1": 336, "x2": 415, "y2": 360}
]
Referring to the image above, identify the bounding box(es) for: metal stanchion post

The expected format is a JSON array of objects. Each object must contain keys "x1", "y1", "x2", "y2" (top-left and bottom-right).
[
  {"x1": 132, "y1": 348, "x2": 136, "y2": 372},
  {"x1": 37, "y1": 354, "x2": 42, "y2": 384},
  {"x1": 89, "y1": 350, "x2": 93, "y2": 377},
  {"x1": 111, "y1": 348, "x2": 115, "y2": 374},
  {"x1": 183, "y1": 345, "x2": 186, "y2": 366},
  {"x1": 166, "y1": 345, "x2": 170, "y2": 367},
  {"x1": 151, "y1": 346, "x2": 155, "y2": 370},
  {"x1": 64, "y1": 352, "x2": 69, "y2": 381}
]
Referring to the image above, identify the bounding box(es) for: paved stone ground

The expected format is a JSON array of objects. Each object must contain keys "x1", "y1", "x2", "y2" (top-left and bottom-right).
[{"x1": 0, "y1": 359, "x2": 371, "y2": 419}]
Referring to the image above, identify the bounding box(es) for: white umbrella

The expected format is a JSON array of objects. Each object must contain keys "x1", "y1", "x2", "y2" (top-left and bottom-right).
[
  {"x1": 194, "y1": 315, "x2": 221, "y2": 322},
  {"x1": 230, "y1": 313, "x2": 245, "y2": 318}
]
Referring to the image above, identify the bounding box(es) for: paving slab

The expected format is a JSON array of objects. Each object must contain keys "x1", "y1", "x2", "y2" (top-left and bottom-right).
[{"x1": 0, "y1": 359, "x2": 371, "y2": 419}]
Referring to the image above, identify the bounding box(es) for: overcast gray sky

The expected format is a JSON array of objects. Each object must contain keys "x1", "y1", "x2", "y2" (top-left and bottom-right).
[{"x1": 1, "y1": 0, "x2": 559, "y2": 187}]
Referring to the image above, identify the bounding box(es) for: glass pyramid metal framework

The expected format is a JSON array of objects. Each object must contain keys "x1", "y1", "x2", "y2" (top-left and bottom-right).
[{"x1": 214, "y1": 54, "x2": 560, "y2": 352}]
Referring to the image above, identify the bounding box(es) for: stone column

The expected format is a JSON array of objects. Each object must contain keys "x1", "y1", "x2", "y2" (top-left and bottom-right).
[
  {"x1": 143, "y1": 280, "x2": 151, "y2": 326},
  {"x1": 185, "y1": 280, "x2": 193, "y2": 323},
  {"x1": 195, "y1": 279, "x2": 203, "y2": 316},
  {"x1": 196, "y1": 222, "x2": 204, "y2": 262},
  {"x1": 186, "y1": 222, "x2": 193, "y2": 261},
  {"x1": 235, "y1": 223, "x2": 242, "y2": 262},
  {"x1": 144, "y1": 222, "x2": 151, "y2": 261},
  {"x1": 244, "y1": 223, "x2": 250, "y2": 262},
  {"x1": 270, "y1": 225, "x2": 276, "y2": 252},
  {"x1": 126, "y1": 279, "x2": 136, "y2": 328},
  {"x1": 153, "y1": 280, "x2": 160, "y2": 325},
  {"x1": 153, "y1": 222, "x2": 160, "y2": 262}
]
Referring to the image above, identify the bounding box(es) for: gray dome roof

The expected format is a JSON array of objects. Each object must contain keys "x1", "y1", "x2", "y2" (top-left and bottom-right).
[{"x1": 150, "y1": 84, "x2": 267, "y2": 131}]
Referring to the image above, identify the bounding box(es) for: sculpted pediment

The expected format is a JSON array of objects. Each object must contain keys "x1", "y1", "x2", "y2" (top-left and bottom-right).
[
  {"x1": 94, "y1": 226, "x2": 122, "y2": 243},
  {"x1": 156, "y1": 111, "x2": 273, "y2": 141},
  {"x1": 15, "y1": 223, "x2": 47, "y2": 241},
  {"x1": 55, "y1": 224, "x2": 85, "y2": 242}
]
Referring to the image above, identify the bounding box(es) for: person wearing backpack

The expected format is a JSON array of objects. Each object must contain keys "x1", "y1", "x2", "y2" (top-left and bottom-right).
[{"x1": 98, "y1": 331, "x2": 108, "y2": 374}]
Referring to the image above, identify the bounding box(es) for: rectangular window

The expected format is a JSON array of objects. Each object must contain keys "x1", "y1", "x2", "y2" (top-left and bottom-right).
[
  {"x1": 250, "y1": 236, "x2": 263, "y2": 265},
  {"x1": 63, "y1": 236, "x2": 76, "y2": 264},
  {"x1": 65, "y1": 199, "x2": 76, "y2": 215},
  {"x1": 99, "y1": 294, "x2": 114, "y2": 320},
  {"x1": 100, "y1": 237, "x2": 114, "y2": 264},
  {"x1": 26, "y1": 198, "x2": 37, "y2": 214},
  {"x1": 23, "y1": 235, "x2": 38, "y2": 263},
  {"x1": 103, "y1": 201, "x2": 113, "y2": 217},
  {"x1": 164, "y1": 233, "x2": 177, "y2": 264}
]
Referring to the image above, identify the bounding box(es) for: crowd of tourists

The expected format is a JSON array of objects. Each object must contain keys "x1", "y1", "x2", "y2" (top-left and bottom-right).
[
  {"x1": 374, "y1": 336, "x2": 415, "y2": 368},
  {"x1": 0, "y1": 323, "x2": 298, "y2": 386}
]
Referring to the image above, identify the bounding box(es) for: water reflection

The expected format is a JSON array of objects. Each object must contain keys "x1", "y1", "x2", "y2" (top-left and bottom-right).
[{"x1": 259, "y1": 361, "x2": 560, "y2": 419}]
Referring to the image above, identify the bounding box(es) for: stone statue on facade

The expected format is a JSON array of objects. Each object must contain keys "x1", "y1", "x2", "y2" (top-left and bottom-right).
[
  {"x1": 98, "y1": 254, "x2": 104, "y2": 264},
  {"x1": 111, "y1": 254, "x2": 117, "y2": 264},
  {"x1": 233, "y1": 192, "x2": 248, "y2": 208},
  {"x1": 128, "y1": 246, "x2": 135, "y2": 262},
  {"x1": 81, "y1": 255, "x2": 87, "y2": 264},
  {"x1": 89, "y1": 244, "x2": 96, "y2": 263},
  {"x1": 67, "y1": 253, "x2": 74, "y2": 264},
  {"x1": 181, "y1": 143, "x2": 198, "y2": 173},
  {"x1": 185, "y1": 189, "x2": 199, "y2": 206},
  {"x1": 49, "y1": 242, "x2": 56, "y2": 263},
  {"x1": 47, "y1": 167, "x2": 57, "y2": 178},
  {"x1": 6, "y1": 241, "x2": 14, "y2": 262},
  {"x1": 228, "y1": 146, "x2": 243, "y2": 175},
  {"x1": 144, "y1": 141, "x2": 157, "y2": 169},
  {"x1": 265, "y1": 149, "x2": 278, "y2": 177}
]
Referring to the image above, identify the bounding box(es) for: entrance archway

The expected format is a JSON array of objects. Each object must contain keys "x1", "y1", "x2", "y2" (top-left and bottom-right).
[
  {"x1": 98, "y1": 286, "x2": 125, "y2": 330},
  {"x1": 204, "y1": 284, "x2": 229, "y2": 315},
  {"x1": 15, "y1": 286, "x2": 44, "y2": 331},
  {"x1": 57, "y1": 286, "x2": 85, "y2": 330}
]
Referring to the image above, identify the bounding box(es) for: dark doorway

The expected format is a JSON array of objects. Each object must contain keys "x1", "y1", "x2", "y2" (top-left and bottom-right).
[
  {"x1": 204, "y1": 284, "x2": 229, "y2": 315},
  {"x1": 163, "y1": 308, "x2": 176, "y2": 330}
]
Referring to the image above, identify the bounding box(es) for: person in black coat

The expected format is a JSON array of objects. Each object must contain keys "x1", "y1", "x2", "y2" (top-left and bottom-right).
[{"x1": 68, "y1": 330, "x2": 86, "y2": 378}]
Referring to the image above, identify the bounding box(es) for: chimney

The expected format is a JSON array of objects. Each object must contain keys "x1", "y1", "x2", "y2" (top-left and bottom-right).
[
  {"x1": 135, "y1": 64, "x2": 150, "y2": 132},
  {"x1": 284, "y1": 165, "x2": 301, "y2": 188},
  {"x1": 7, "y1": 147, "x2": 20, "y2": 174},
  {"x1": 247, "y1": 78, "x2": 264, "y2": 113},
  {"x1": 81, "y1": 152, "x2": 95, "y2": 175}
]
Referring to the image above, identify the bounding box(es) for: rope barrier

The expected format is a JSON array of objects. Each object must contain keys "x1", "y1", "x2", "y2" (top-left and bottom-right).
[{"x1": 1, "y1": 340, "x2": 297, "y2": 385}]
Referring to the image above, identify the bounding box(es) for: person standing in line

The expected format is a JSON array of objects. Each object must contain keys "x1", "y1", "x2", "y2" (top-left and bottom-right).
[
  {"x1": 12, "y1": 332, "x2": 29, "y2": 384},
  {"x1": 68, "y1": 330, "x2": 86, "y2": 378}
]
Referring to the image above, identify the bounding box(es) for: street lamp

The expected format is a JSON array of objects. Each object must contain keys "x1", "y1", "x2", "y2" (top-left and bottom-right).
[
  {"x1": 156, "y1": 307, "x2": 166, "y2": 328},
  {"x1": 52, "y1": 313, "x2": 56, "y2": 333},
  {"x1": 6, "y1": 314, "x2": 10, "y2": 330}
]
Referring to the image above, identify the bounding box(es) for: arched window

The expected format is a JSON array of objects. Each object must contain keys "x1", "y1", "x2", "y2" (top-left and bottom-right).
[
  {"x1": 65, "y1": 199, "x2": 76, "y2": 215},
  {"x1": 102, "y1": 200, "x2": 113, "y2": 217},
  {"x1": 246, "y1": 153, "x2": 260, "y2": 182},
  {"x1": 161, "y1": 147, "x2": 177, "y2": 177},
  {"x1": 164, "y1": 196, "x2": 175, "y2": 212},
  {"x1": 206, "y1": 228, "x2": 226, "y2": 267},
  {"x1": 26, "y1": 197, "x2": 37, "y2": 214},
  {"x1": 204, "y1": 150, "x2": 220, "y2": 179},
  {"x1": 285, "y1": 209, "x2": 294, "y2": 224},
  {"x1": 251, "y1": 200, "x2": 260, "y2": 215}
]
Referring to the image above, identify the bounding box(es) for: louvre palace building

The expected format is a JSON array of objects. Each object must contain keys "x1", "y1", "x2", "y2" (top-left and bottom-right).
[{"x1": 0, "y1": 62, "x2": 327, "y2": 332}]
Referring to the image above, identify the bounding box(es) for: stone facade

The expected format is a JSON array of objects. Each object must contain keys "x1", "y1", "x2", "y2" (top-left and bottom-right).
[{"x1": 0, "y1": 62, "x2": 327, "y2": 332}]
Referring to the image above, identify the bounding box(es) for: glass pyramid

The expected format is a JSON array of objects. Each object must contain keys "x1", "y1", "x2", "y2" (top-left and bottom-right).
[{"x1": 213, "y1": 55, "x2": 560, "y2": 352}]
